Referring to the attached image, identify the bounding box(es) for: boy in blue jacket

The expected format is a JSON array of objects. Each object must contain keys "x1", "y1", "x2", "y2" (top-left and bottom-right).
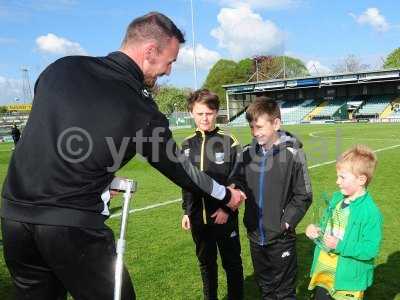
[
  {"x1": 306, "y1": 145, "x2": 383, "y2": 300},
  {"x1": 230, "y1": 98, "x2": 312, "y2": 299}
]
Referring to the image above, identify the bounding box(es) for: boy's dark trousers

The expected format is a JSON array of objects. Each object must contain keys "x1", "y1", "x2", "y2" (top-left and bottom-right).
[
  {"x1": 192, "y1": 224, "x2": 244, "y2": 300},
  {"x1": 249, "y1": 237, "x2": 297, "y2": 300}
]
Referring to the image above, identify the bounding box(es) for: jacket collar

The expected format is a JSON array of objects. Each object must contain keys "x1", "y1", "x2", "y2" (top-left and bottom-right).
[
  {"x1": 332, "y1": 191, "x2": 370, "y2": 208},
  {"x1": 106, "y1": 51, "x2": 144, "y2": 83},
  {"x1": 195, "y1": 127, "x2": 220, "y2": 137}
]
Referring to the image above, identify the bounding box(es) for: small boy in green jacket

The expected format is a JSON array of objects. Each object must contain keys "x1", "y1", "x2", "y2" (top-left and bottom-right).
[{"x1": 306, "y1": 145, "x2": 383, "y2": 300}]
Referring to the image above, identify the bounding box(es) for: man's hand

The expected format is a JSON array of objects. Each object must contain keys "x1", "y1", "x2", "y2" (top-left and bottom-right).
[
  {"x1": 181, "y1": 215, "x2": 191, "y2": 231},
  {"x1": 211, "y1": 208, "x2": 229, "y2": 224},
  {"x1": 324, "y1": 234, "x2": 339, "y2": 249},
  {"x1": 305, "y1": 224, "x2": 321, "y2": 240},
  {"x1": 226, "y1": 186, "x2": 246, "y2": 211}
]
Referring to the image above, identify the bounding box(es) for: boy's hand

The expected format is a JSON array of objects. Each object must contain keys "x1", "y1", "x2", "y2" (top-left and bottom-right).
[
  {"x1": 305, "y1": 224, "x2": 321, "y2": 240},
  {"x1": 211, "y1": 208, "x2": 229, "y2": 224},
  {"x1": 181, "y1": 215, "x2": 191, "y2": 231},
  {"x1": 324, "y1": 234, "x2": 339, "y2": 249}
]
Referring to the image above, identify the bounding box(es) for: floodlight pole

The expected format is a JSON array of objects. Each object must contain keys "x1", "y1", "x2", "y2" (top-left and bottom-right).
[{"x1": 190, "y1": 0, "x2": 198, "y2": 90}]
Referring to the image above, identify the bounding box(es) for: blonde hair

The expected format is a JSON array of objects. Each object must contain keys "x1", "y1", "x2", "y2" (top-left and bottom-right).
[{"x1": 336, "y1": 145, "x2": 377, "y2": 186}]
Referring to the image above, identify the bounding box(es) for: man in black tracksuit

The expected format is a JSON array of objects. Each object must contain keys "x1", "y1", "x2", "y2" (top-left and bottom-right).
[
  {"x1": 11, "y1": 124, "x2": 21, "y2": 146},
  {"x1": 0, "y1": 13, "x2": 244, "y2": 300},
  {"x1": 230, "y1": 98, "x2": 312, "y2": 299},
  {"x1": 181, "y1": 89, "x2": 244, "y2": 300}
]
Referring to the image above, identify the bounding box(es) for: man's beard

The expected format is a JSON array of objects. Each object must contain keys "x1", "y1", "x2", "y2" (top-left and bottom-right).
[{"x1": 144, "y1": 75, "x2": 157, "y2": 88}]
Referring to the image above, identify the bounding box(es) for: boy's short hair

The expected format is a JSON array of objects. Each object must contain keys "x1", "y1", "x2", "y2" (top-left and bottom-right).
[
  {"x1": 336, "y1": 145, "x2": 377, "y2": 186},
  {"x1": 245, "y1": 97, "x2": 281, "y2": 123},
  {"x1": 187, "y1": 89, "x2": 219, "y2": 112}
]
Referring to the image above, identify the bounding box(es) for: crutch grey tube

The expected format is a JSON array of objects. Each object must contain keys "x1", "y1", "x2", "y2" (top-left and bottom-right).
[{"x1": 112, "y1": 178, "x2": 136, "y2": 300}]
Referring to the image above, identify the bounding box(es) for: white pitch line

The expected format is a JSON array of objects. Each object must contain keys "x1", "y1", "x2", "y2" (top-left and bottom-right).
[
  {"x1": 110, "y1": 143, "x2": 400, "y2": 218},
  {"x1": 110, "y1": 198, "x2": 181, "y2": 218},
  {"x1": 308, "y1": 130, "x2": 400, "y2": 141}
]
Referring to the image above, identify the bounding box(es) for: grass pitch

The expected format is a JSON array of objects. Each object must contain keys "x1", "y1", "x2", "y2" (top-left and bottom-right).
[{"x1": 0, "y1": 122, "x2": 399, "y2": 299}]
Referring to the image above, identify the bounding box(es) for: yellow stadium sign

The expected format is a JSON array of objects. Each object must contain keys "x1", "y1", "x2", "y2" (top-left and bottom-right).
[{"x1": 6, "y1": 104, "x2": 32, "y2": 112}]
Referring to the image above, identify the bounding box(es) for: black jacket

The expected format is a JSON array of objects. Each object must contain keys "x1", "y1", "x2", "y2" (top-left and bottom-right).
[
  {"x1": 230, "y1": 131, "x2": 312, "y2": 245},
  {"x1": 181, "y1": 128, "x2": 240, "y2": 229},
  {"x1": 11, "y1": 126, "x2": 21, "y2": 143},
  {"x1": 1, "y1": 51, "x2": 231, "y2": 228}
]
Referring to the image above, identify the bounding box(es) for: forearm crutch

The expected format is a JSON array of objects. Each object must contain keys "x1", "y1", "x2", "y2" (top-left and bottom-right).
[{"x1": 111, "y1": 178, "x2": 137, "y2": 300}]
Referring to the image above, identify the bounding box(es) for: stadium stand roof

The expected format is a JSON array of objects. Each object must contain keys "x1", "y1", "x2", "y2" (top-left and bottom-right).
[{"x1": 222, "y1": 69, "x2": 400, "y2": 94}]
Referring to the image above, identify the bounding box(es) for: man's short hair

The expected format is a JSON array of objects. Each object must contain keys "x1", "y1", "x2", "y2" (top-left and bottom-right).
[
  {"x1": 245, "y1": 97, "x2": 281, "y2": 123},
  {"x1": 122, "y1": 12, "x2": 185, "y2": 49},
  {"x1": 187, "y1": 89, "x2": 219, "y2": 112},
  {"x1": 336, "y1": 145, "x2": 377, "y2": 186}
]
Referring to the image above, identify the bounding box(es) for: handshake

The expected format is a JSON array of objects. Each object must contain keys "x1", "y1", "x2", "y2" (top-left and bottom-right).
[{"x1": 226, "y1": 184, "x2": 246, "y2": 211}]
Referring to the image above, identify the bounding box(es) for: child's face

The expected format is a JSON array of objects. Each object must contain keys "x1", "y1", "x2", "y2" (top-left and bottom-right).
[
  {"x1": 336, "y1": 167, "x2": 366, "y2": 197},
  {"x1": 249, "y1": 114, "x2": 280, "y2": 148},
  {"x1": 191, "y1": 102, "x2": 218, "y2": 132}
]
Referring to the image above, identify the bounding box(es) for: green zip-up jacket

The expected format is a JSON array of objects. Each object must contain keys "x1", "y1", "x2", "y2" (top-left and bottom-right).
[{"x1": 310, "y1": 191, "x2": 383, "y2": 291}]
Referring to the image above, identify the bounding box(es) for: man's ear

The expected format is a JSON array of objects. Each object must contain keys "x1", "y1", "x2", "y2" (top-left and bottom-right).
[{"x1": 143, "y1": 42, "x2": 158, "y2": 60}]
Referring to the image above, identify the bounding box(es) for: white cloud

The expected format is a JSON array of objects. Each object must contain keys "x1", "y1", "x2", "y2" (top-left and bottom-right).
[
  {"x1": 176, "y1": 44, "x2": 221, "y2": 70},
  {"x1": 0, "y1": 76, "x2": 23, "y2": 104},
  {"x1": 211, "y1": 5, "x2": 285, "y2": 60},
  {"x1": 350, "y1": 8, "x2": 389, "y2": 32},
  {"x1": 306, "y1": 60, "x2": 331, "y2": 75},
  {"x1": 219, "y1": 0, "x2": 299, "y2": 10},
  {"x1": 36, "y1": 33, "x2": 87, "y2": 56}
]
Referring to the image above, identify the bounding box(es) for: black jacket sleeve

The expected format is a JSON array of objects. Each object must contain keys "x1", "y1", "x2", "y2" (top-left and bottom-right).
[
  {"x1": 281, "y1": 149, "x2": 313, "y2": 228},
  {"x1": 180, "y1": 139, "x2": 195, "y2": 215},
  {"x1": 219, "y1": 141, "x2": 242, "y2": 213},
  {"x1": 139, "y1": 115, "x2": 231, "y2": 204},
  {"x1": 226, "y1": 148, "x2": 247, "y2": 194}
]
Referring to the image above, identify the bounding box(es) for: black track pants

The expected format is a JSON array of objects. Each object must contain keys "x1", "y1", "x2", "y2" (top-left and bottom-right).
[
  {"x1": 1, "y1": 218, "x2": 135, "y2": 300},
  {"x1": 192, "y1": 225, "x2": 244, "y2": 300},
  {"x1": 249, "y1": 238, "x2": 297, "y2": 300}
]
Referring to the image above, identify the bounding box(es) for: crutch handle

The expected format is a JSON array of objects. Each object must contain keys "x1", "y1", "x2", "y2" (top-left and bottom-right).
[{"x1": 110, "y1": 177, "x2": 137, "y2": 193}]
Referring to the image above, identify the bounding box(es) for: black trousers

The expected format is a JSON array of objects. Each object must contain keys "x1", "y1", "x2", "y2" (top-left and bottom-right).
[
  {"x1": 249, "y1": 237, "x2": 297, "y2": 300},
  {"x1": 1, "y1": 218, "x2": 135, "y2": 300},
  {"x1": 191, "y1": 224, "x2": 244, "y2": 300}
]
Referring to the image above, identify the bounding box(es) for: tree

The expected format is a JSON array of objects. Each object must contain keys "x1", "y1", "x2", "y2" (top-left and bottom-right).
[
  {"x1": 384, "y1": 48, "x2": 400, "y2": 69},
  {"x1": 276, "y1": 56, "x2": 309, "y2": 78},
  {"x1": 333, "y1": 54, "x2": 370, "y2": 73},
  {"x1": 249, "y1": 55, "x2": 309, "y2": 81},
  {"x1": 154, "y1": 86, "x2": 189, "y2": 115},
  {"x1": 203, "y1": 59, "x2": 253, "y2": 105}
]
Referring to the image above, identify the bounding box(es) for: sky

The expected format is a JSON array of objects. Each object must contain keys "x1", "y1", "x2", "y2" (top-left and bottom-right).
[{"x1": 0, "y1": 0, "x2": 399, "y2": 104}]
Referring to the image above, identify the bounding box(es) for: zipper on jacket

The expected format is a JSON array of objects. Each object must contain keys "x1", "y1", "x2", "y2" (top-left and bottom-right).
[
  {"x1": 200, "y1": 131, "x2": 207, "y2": 224},
  {"x1": 258, "y1": 152, "x2": 267, "y2": 245}
]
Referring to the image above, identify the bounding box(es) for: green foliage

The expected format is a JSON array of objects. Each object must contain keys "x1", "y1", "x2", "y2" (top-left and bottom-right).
[
  {"x1": 256, "y1": 55, "x2": 309, "y2": 80},
  {"x1": 0, "y1": 106, "x2": 7, "y2": 114},
  {"x1": 203, "y1": 59, "x2": 253, "y2": 105},
  {"x1": 202, "y1": 56, "x2": 308, "y2": 106},
  {"x1": 384, "y1": 48, "x2": 400, "y2": 69},
  {"x1": 154, "y1": 86, "x2": 190, "y2": 115},
  {"x1": 275, "y1": 56, "x2": 309, "y2": 78}
]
